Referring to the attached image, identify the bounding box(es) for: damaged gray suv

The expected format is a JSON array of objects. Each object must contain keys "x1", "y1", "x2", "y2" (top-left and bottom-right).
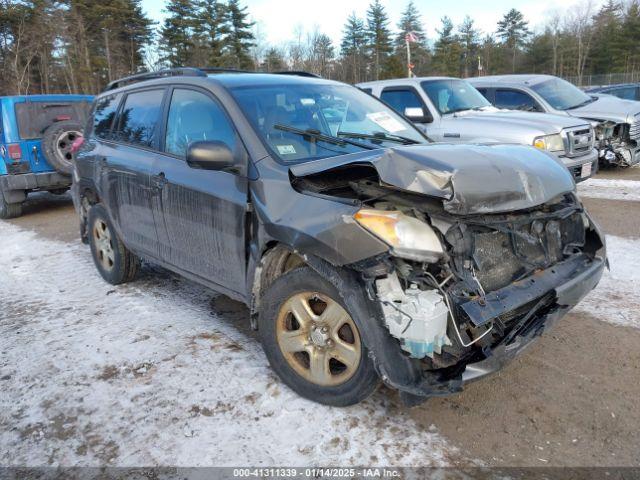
[{"x1": 73, "y1": 68, "x2": 607, "y2": 406}]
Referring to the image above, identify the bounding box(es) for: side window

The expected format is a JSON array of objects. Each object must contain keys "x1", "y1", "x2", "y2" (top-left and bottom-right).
[
  {"x1": 608, "y1": 86, "x2": 638, "y2": 100},
  {"x1": 380, "y1": 88, "x2": 424, "y2": 115},
  {"x1": 495, "y1": 89, "x2": 541, "y2": 112},
  {"x1": 164, "y1": 88, "x2": 236, "y2": 158},
  {"x1": 476, "y1": 88, "x2": 490, "y2": 100},
  {"x1": 359, "y1": 88, "x2": 373, "y2": 95},
  {"x1": 114, "y1": 89, "x2": 164, "y2": 148},
  {"x1": 92, "y1": 93, "x2": 122, "y2": 139}
]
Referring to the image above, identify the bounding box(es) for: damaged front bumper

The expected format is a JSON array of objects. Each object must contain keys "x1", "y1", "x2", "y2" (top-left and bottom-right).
[{"x1": 378, "y1": 253, "x2": 606, "y2": 404}]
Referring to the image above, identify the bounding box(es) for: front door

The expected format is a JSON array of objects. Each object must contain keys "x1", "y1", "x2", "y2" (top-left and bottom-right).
[{"x1": 154, "y1": 87, "x2": 249, "y2": 296}]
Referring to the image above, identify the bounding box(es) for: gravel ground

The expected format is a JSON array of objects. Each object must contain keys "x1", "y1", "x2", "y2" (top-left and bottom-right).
[{"x1": 2, "y1": 169, "x2": 640, "y2": 467}]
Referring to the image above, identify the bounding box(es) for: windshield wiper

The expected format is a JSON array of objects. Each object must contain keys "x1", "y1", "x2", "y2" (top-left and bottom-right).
[
  {"x1": 337, "y1": 130, "x2": 421, "y2": 145},
  {"x1": 274, "y1": 124, "x2": 374, "y2": 150},
  {"x1": 567, "y1": 97, "x2": 596, "y2": 110}
]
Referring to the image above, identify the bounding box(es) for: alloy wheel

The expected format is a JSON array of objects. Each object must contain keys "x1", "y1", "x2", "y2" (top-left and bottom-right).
[{"x1": 93, "y1": 220, "x2": 115, "y2": 271}]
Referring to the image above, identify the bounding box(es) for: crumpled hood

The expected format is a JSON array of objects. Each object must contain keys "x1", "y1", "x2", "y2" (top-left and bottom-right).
[
  {"x1": 290, "y1": 143, "x2": 576, "y2": 215},
  {"x1": 568, "y1": 95, "x2": 640, "y2": 123}
]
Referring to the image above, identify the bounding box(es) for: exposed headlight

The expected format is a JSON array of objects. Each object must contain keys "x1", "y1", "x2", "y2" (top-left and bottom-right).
[
  {"x1": 533, "y1": 134, "x2": 564, "y2": 152},
  {"x1": 354, "y1": 209, "x2": 444, "y2": 262}
]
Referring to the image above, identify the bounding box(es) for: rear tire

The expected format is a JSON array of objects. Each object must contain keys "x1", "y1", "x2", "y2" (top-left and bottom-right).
[
  {"x1": 259, "y1": 266, "x2": 380, "y2": 406},
  {"x1": 0, "y1": 187, "x2": 22, "y2": 219},
  {"x1": 87, "y1": 204, "x2": 139, "y2": 285},
  {"x1": 42, "y1": 121, "x2": 83, "y2": 175}
]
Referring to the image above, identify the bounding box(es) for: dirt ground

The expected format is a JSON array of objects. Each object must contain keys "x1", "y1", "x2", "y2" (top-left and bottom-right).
[{"x1": 3, "y1": 168, "x2": 640, "y2": 467}]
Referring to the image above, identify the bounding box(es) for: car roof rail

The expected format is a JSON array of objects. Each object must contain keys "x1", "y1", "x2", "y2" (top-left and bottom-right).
[
  {"x1": 106, "y1": 68, "x2": 206, "y2": 91},
  {"x1": 105, "y1": 67, "x2": 321, "y2": 91},
  {"x1": 273, "y1": 71, "x2": 321, "y2": 78}
]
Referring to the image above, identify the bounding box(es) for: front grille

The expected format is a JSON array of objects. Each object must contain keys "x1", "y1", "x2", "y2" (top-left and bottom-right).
[
  {"x1": 565, "y1": 126, "x2": 595, "y2": 157},
  {"x1": 630, "y1": 114, "x2": 640, "y2": 141},
  {"x1": 470, "y1": 211, "x2": 586, "y2": 292}
]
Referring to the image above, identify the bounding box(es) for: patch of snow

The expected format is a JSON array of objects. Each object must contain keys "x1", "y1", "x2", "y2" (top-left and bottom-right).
[
  {"x1": 0, "y1": 222, "x2": 458, "y2": 467},
  {"x1": 577, "y1": 178, "x2": 640, "y2": 202},
  {"x1": 574, "y1": 235, "x2": 640, "y2": 329}
]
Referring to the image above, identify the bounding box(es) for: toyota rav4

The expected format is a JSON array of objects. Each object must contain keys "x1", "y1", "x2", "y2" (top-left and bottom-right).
[{"x1": 73, "y1": 68, "x2": 606, "y2": 406}]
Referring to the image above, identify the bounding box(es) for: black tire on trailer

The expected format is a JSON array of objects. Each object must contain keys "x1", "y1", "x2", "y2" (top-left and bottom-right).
[
  {"x1": 0, "y1": 185, "x2": 23, "y2": 219},
  {"x1": 87, "y1": 204, "x2": 140, "y2": 285},
  {"x1": 258, "y1": 266, "x2": 380, "y2": 406},
  {"x1": 41, "y1": 121, "x2": 83, "y2": 176}
]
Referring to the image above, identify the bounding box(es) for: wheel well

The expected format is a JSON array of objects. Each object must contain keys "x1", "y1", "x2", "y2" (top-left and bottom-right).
[
  {"x1": 250, "y1": 244, "x2": 306, "y2": 318},
  {"x1": 79, "y1": 187, "x2": 100, "y2": 242}
]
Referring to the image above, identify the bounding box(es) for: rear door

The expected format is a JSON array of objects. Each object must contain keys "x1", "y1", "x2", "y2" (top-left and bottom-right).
[
  {"x1": 102, "y1": 88, "x2": 166, "y2": 258},
  {"x1": 153, "y1": 86, "x2": 249, "y2": 296}
]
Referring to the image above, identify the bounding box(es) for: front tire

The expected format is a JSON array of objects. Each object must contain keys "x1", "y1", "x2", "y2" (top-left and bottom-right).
[
  {"x1": 87, "y1": 204, "x2": 139, "y2": 285},
  {"x1": 259, "y1": 266, "x2": 380, "y2": 406}
]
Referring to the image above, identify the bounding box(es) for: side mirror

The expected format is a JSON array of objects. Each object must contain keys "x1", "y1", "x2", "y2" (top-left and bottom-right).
[
  {"x1": 186, "y1": 141, "x2": 235, "y2": 172},
  {"x1": 404, "y1": 107, "x2": 433, "y2": 124}
]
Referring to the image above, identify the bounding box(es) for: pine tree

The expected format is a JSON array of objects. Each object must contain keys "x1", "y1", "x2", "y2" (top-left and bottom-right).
[
  {"x1": 589, "y1": 1, "x2": 624, "y2": 74},
  {"x1": 193, "y1": 0, "x2": 230, "y2": 66},
  {"x1": 496, "y1": 8, "x2": 530, "y2": 73},
  {"x1": 340, "y1": 13, "x2": 367, "y2": 83},
  {"x1": 622, "y1": 0, "x2": 640, "y2": 73},
  {"x1": 431, "y1": 16, "x2": 462, "y2": 76},
  {"x1": 395, "y1": 1, "x2": 430, "y2": 76},
  {"x1": 159, "y1": 0, "x2": 199, "y2": 67},
  {"x1": 458, "y1": 16, "x2": 479, "y2": 77},
  {"x1": 222, "y1": 0, "x2": 255, "y2": 69},
  {"x1": 365, "y1": 0, "x2": 392, "y2": 80},
  {"x1": 261, "y1": 47, "x2": 285, "y2": 71}
]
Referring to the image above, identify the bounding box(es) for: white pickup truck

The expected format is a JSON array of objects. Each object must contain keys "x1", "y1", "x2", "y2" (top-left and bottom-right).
[{"x1": 358, "y1": 77, "x2": 599, "y2": 182}]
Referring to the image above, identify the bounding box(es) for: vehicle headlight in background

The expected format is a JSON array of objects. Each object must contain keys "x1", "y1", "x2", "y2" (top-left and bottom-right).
[
  {"x1": 354, "y1": 209, "x2": 444, "y2": 262},
  {"x1": 533, "y1": 134, "x2": 564, "y2": 152}
]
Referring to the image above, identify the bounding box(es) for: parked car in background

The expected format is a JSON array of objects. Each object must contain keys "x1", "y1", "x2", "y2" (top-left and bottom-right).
[
  {"x1": 585, "y1": 83, "x2": 640, "y2": 101},
  {"x1": 469, "y1": 75, "x2": 640, "y2": 168},
  {"x1": 0, "y1": 94, "x2": 93, "y2": 218},
  {"x1": 358, "y1": 77, "x2": 598, "y2": 183},
  {"x1": 73, "y1": 68, "x2": 606, "y2": 407}
]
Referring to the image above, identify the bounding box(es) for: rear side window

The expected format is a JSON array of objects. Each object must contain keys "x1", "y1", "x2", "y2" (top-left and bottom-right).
[
  {"x1": 607, "y1": 86, "x2": 639, "y2": 100},
  {"x1": 92, "y1": 93, "x2": 122, "y2": 139},
  {"x1": 476, "y1": 87, "x2": 489, "y2": 99},
  {"x1": 380, "y1": 88, "x2": 424, "y2": 114},
  {"x1": 114, "y1": 89, "x2": 165, "y2": 148},
  {"x1": 164, "y1": 89, "x2": 236, "y2": 158},
  {"x1": 15, "y1": 101, "x2": 91, "y2": 140},
  {"x1": 495, "y1": 89, "x2": 541, "y2": 112}
]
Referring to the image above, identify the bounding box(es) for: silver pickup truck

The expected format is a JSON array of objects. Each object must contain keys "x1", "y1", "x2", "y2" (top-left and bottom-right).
[
  {"x1": 358, "y1": 77, "x2": 599, "y2": 182},
  {"x1": 469, "y1": 74, "x2": 640, "y2": 167}
]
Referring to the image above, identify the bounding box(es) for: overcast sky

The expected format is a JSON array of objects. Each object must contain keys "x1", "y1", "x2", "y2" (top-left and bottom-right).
[{"x1": 141, "y1": 0, "x2": 600, "y2": 48}]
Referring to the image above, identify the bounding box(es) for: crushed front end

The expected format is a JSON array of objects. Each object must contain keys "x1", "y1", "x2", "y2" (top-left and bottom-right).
[
  {"x1": 594, "y1": 115, "x2": 640, "y2": 167},
  {"x1": 352, "y1": 192, "x2": 606, "y2": 403},
  {"x1": 289, "y1": 144, "x2": 607, "y2": 405}
]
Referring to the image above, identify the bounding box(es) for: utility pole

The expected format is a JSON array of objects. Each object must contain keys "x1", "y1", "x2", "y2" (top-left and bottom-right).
[{"x1": 405, "y1": 31, "x2": 417, "y2": 78}]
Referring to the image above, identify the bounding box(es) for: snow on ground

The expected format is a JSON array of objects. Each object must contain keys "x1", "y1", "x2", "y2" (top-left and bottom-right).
[
  {"x1": 0, "y1": 222, "x2": 459, "y2": 467},
  {"x1": 574, "y1": 235, "x2": 640, "y2": 330},
  {"x1": 577, "y1": 178, "x2": 640, "y2": 202}
]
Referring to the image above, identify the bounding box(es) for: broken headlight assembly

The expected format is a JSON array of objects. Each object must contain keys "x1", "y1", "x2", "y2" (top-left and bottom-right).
[
  {"x1": 533, "y1": 133, "x2": 564, "y2": 153},
  {"x1": 354, "y1": 209, "x2": 444, "y2": 263}
]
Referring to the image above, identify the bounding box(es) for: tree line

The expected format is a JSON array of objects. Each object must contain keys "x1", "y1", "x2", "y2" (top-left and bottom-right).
[{"x1": 2, "y1": 0, "x2": 640, "y2": 95}]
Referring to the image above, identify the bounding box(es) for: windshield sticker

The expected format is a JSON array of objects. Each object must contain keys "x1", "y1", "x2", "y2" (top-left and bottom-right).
[
  {"x1": 366, "y1": 112, "x2": 405, "y2": 133},
  {"x1": 277, "y1": 144, "x2": 297, "y2": 155}
]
